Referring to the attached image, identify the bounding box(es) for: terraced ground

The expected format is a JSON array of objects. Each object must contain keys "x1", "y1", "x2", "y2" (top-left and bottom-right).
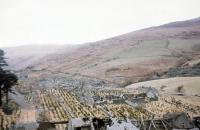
[
  {"x1": 126, "y1": 76, "x2": 200, "y2": 120},
  {"x1": 24, "y1": 88, "x2": 153, "y2": 129},
  {"x1": 32, "y1": 88, "x2": 108, "y2": 130},
  {"x1": 144, "y1": 95, "x2": 200, "y2": 118},
  {"x1": 20, "y1": 87, "x2": 200, "y2": 130},
  {"x1": 104, "y1": 104, "x2": 151, "y2": 120},
  {"x1": 36, "y1": 88, "x2": 106, "y2": 122}
]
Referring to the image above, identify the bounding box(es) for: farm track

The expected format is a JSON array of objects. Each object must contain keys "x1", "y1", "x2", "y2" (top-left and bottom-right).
[{"x1": 16, "y1": 108, "x2": 36, "y2": 124}]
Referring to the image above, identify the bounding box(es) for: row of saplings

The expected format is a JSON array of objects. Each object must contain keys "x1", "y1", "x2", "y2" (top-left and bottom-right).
[{"x1": 38, "y1": 89, "x2": 106, "y2": 122}]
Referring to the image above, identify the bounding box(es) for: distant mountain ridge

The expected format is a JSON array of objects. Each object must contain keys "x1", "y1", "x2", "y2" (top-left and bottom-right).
[{"x1": 2, "y1": 44, "x2": 78, "y2": 70}]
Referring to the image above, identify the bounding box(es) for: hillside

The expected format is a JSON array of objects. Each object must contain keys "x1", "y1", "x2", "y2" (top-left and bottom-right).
[
  {"x1": 15, "y1": 17, "x2": 200, "y2": 88},
  {"x1": 126, "y1": 77, "x2": 200, "y2": 96}
]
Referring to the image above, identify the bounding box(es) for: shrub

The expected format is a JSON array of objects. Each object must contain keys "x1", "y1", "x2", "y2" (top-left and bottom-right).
[
  {"x1": 2, "y1": 103, "x2": 13, "y2": 115},
  {"x1": 177, "y1": 85, "x2": 184, "y2": 93}
]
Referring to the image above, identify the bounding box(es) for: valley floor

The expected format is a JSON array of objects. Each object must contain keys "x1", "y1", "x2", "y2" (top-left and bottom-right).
[{"x1": 4, "y1": 77, "x2": 200, "y2": 130}]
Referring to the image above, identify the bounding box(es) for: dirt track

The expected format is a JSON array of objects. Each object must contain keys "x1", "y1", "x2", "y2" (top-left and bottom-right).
[{"x1": 16, "y1": 108, "x2": 36, "y2": 124}]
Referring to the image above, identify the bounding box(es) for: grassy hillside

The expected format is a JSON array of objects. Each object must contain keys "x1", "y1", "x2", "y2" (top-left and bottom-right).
[
  {"x1": 126, "y1": 77, "x2": 200, "y2": 96},
  {"x1": 20, "y1": 17, "x2": 200, "y2": 87}
]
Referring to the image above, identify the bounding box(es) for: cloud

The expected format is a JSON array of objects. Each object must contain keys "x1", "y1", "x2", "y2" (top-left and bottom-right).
[{"x1": 0, "y1": 0, "x2": 200, "y2": 47}]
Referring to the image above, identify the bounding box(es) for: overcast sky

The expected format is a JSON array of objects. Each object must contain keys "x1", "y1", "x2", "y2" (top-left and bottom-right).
[{"x1": 0, "y1": 0, "x2": 200, "y2": 47}]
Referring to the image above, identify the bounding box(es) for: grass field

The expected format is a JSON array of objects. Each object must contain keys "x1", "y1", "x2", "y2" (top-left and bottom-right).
[{"x1": 126, "y1": 77, "x2": 200, "y2": 96}]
